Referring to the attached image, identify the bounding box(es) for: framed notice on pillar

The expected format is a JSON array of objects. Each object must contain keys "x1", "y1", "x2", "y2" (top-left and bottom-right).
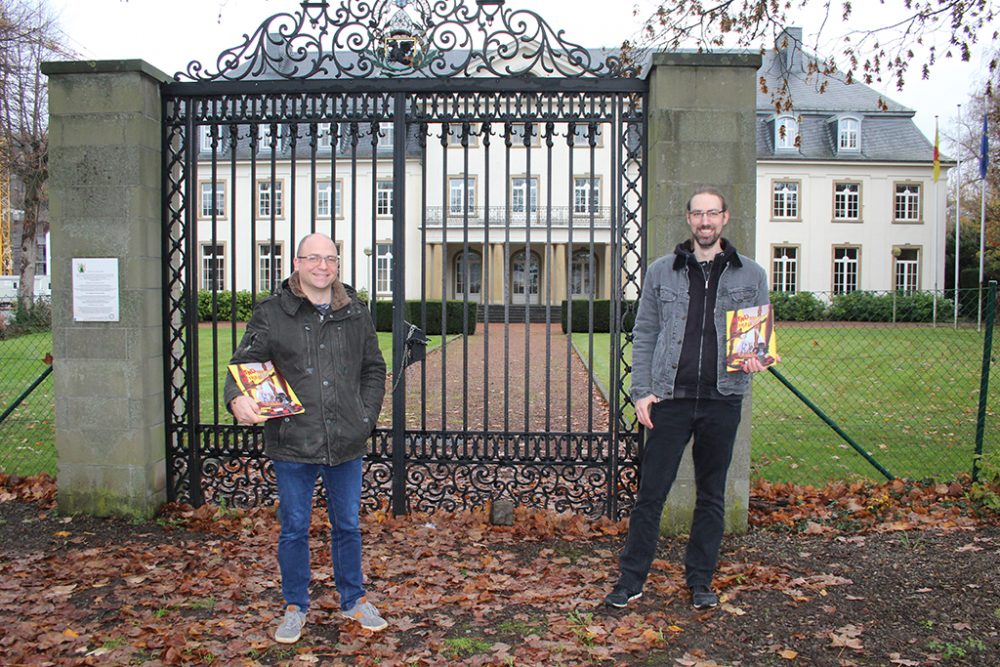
[{"x1": 72, "y1": 258, "x2": 120, "y2": 322}]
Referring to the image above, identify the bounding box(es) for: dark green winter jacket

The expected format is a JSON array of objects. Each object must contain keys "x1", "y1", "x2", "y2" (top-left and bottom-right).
[{"x1": 223, "y1": 273, "x2": 386, "y2": 466}]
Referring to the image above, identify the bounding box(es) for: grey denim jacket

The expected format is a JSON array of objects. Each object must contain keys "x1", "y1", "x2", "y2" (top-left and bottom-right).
[{"x1": 630, "y1": 245, "x2": 769, "y2": 402}]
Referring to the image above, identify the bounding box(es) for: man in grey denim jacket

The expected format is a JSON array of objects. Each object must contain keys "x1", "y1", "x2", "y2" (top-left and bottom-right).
[{"x1": 605, "y1": 187, "x2": 772, "y2": 611}]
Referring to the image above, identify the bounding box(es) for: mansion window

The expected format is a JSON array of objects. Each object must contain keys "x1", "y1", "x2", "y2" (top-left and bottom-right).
[
  {"x1": 894, "y1": 248, "x2": 920, "y2": 293},
  {"x1": 376, "y1": 242, "x2": 393, "y2": 295},
  {"x1": 833, "y1": 182, "x2": 860, "y2": 221},
  {"x1": 200, "y1": 181, "x2": 226, "y2": 218},
  {"x1": 454, "y1": 251, "x2": 482, "y2": 297},
  {"x1": 257, "y1": 181, "x2": 284, "y2": 218},
  {"x1": 838, "y1": 117, "x2": 860, "y2": 151},
  {"x1": 257, "y1": 242, "x2": 283, "y2": 293},
  {"x1": 316, "y1": 123, "x2": 338, "y2": 150},
  {"x1": 833, "y1": 246, "x2": 860, "y2": 295},
  {"x1": 571, "y1": 250, "x2": 597, "y2": 296},
  {"x1": 200, "y1": 243, "x2": 226, "y2": 291},
  {"x1": 198, "y1": 125, "x2": 216, "y2": 152},
  {"x1": 509, "y1": 123, "x2": 541, "y2": 147},
  {"x1": 771, "y1": 181, "x2": 799, "y2": 220},
  {"x1": 259, "y1": 124, "x2": 286, "y2": 152},
  {"x1": 511, "y1": 250, "x2": 541, "y2": 297},
  {"x1": 775, "y1": 115, "x2": 799, "y2": 151},
  {"x1": 449, "y1": 177, "x2": 476, "y2": 215},
  {"x1": 511, "y1": 177, "x2": 539, "y2": 217},
  {"x1": 317, "y1": 181, "x2": 342, "y2": 218},
  {"x1": 573, "y1": 177, "x2": 600, "y2": 214},
  {"x1": 35, "y1": 240, "x2": 47, "y2": 276},
  {"x1": 894, "y1": 184, "x2": 922, "y2": 222},
  {"x1": 572, "y1": 123, "x2": 604, "y2": 147},
  {"x1": 446, "y1": 123, "x2": 479, "y2": 147},
  {"x1": 376, "y1": 180, "x2": 393, "y2": 217},
  {"x1": 771, "y1": 246, "x2": 798, "y2": 294}
]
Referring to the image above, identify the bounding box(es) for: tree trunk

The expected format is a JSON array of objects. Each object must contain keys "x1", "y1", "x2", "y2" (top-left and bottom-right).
[{"x1": 16, "y1": 169, "x2": 42, "y2": 311}]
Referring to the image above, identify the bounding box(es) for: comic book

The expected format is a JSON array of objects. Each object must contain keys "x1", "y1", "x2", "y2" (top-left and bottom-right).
[
  {"x1": 724, "y1": 304, "x2": 778, "y2": 372},
  {"x1": 227, "y1": 361, "x2": 305, "y2": 419}
]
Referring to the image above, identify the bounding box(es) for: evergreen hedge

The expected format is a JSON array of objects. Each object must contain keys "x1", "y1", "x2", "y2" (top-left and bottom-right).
[{"x1": 560, "y1": 300, "x2": 637, "y2": 333}]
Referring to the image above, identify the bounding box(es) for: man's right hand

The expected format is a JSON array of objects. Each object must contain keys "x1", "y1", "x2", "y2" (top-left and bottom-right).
[
  {"x1": 230, "y1": 395, "x2": 267, "y2": 425},
  {"x1": 635, "y1": 394, "x2": 660, "y2": 430}
]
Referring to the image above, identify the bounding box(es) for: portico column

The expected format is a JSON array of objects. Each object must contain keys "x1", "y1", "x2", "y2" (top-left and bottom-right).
[
  {"x1": 490, "y1": 243, "x2": 505, "y2": 303},
  {"x1": 426, "y1": 244, "x2": 443, "y2": 299},
  {"x1": 552, "y1": 244, "x2": 567, "y2": 303},
  {"x1": 602, "y1": 244, "x2": 612, "y2": 300}
]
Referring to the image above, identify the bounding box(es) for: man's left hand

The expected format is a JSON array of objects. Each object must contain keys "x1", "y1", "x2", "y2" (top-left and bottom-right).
[{"x1": 741, "y1": 353, "x2": 781, "y2": 373}]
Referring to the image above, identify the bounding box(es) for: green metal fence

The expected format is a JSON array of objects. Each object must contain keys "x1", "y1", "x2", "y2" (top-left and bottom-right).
[
  {"x1": 751, "y1": 286, "x2": 998, "y2": 485},
  {"x1": 0, "y1": 321, "x2": 55, "y2": 476}
]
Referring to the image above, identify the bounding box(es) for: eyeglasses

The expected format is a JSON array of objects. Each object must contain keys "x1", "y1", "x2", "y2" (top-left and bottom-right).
[
  {"x1": 688, "y1": 209, "x2": 725, "y2": 221},
  {"x1": 297, "y1": 254, "x2": 339, "y2": 265}
]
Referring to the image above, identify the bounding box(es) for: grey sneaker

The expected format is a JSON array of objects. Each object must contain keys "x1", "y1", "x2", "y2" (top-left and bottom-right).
[
  {"x1": 274, "y1": 604, "x2": 307, "y2": 643},
  {"x1": 341, "y1": 597, "x2": 388, "y2": 631}
]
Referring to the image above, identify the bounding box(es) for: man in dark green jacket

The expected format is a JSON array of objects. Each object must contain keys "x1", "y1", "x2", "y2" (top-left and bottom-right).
[{"x1": 225, "y1": 233, "x2": 387, "y2": 641}]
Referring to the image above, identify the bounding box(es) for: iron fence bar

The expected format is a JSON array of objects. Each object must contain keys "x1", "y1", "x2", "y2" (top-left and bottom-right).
[
  {"x1": 207, "y1": 123, "x2": 222, "y2": 428},
  {"x1": 587, "y1": 122, "x2": 598, "y2": 433},
  {"x1": 607, "y1": 99, "x2": 622, "y2": 519},
  {"x1": 184, "y1": 110, "x2": 205, "y2": 506},
  {"x1": 391, "y1": 91, "x2": 408, "y2": 515},
  {"x1": 418, "y1": 122, "x2": 428, "y2": 434},
  {"x1": 439, "y1": 124, "x2": 449, "y2": 433},
  {"x1": 228, "y1": 124, "x2": 239, "y2": 352},
  {"x1": 523, "y1": 123, "x2": 533, "y2": 436},
  {"x1": 503, "y1": 124, "x2": 512, "y2": 436},
  {"x1": 565, "y1": 123, "x2": 575, "y2": 434},
  {"x1": 972, "y1": 280, "x2": 997, "y2": 482},
  {"x1": 482, "y1": 122, "x2": 492, "y2": 433},
  {"x1": 767, "y1": 366, "x2": 894, "y2": 481},
  {"x1": 0, "y1": 365, "x2": 52, "y2": 428},
  {"x1": 462, "y1": 121, "x2": 471, "y2": 438},
  {"x1": 544, "y1": 121, "x2": 554, "y2": 433},
  {"x1": 160, "y1": 95, "x2": 174, "y2": 502}
]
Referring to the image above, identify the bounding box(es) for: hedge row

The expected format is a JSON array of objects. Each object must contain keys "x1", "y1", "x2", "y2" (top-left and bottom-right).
[
  {"x1": 561, "y1": 300, "x2": 637, "y2": 333},
  {"x1": 771, "y1": 290, "x2": 954, "y2": 323},
  {"x1": 369, "y1": 300, "x2": 478, "y2": 335},
  {"x1": 196, "y1": 290, "x2": 477, "y2": 334}
]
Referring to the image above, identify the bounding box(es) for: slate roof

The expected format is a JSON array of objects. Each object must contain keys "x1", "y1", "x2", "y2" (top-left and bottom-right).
[{"x1": 756, "y1": 30, "x2": 936, "y2": 163}]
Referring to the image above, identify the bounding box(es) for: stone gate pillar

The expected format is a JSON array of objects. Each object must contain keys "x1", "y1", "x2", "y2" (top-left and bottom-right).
[
  {"x1": 645, "y1": 52, "x2": 762, "y2": 534},
  {"x1": 42, "y1": 60, "x2": 170, "y2": 518}
]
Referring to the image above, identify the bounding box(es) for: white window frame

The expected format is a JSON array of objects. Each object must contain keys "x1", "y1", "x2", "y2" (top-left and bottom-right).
[
  {"x1": 838, "y1": 117, "x2": 860, "y2": 152},
  {"x1": 259, "y1": 123, "x2": 286, "y2": 153},
  {"x1": 570, "y1": 249, "x2": 598, "y2": 296},
  {"x1": 375, "y1": 242, "x2": 394, "y2": 295},
  {"x1": 199, "y1": 180, "x2": 227, "y2": 219},
  {"x1": 448, "y1": 176, "x2": 477, "y2": 215},
  {"x1": 511, "y1": 249, "x2": 541, "y2": 297},
  {"x1": 893, "y1": 247, "x2": 920, "y2": 293},
  {"x1": 573, "y1": 176, "x2": 601, "y2": 214},
  {"x1": 771, "y1": 180, "x2": 800, "y2": 220},
  {"x1": 893, "y1": 183, "x2": 922, "y2": 223},
  {"x1": 511, "y1": 177, "x2": 539, "y2": 219},
  {"x1": 833, "y1": 182, "x2": 861, "y2": 222},
  {"x1": 200, "y1": 243, "x2": 226, "y2": 292},
  {"x1": 454, "y1": 250, "x2": 482, "y2": 297},
  {"x1": 572, "y1": 122, "x2": 604, "y2": 148},
  {"x1": 316, "y1": 123, "x2": 337, "y2": 150},
  {"x1": 446, "y1": 123, "x2": 480, "y2": 148},
  {"x1": 35, "y1": 240, "x2": 47, "y2": 276},
  {"x1": 376, "y1": 180, "x2": 393, "y2": 217},
  {"x1": 832, "y1": 246, "x2": 860, "y2": 295},
  {"x1": 257, "y1": 241, "x2": 284, "y2": 293},
  {"x1": 317, "y1": 179, "x2": 343, "y2": 219},
  {"x1": 257, "y1": 180, "x2": 285, "y2": 219},
  {"x1": 775, "y1": 115, "x2": 799, "y2": 151},
  {"x1": 771, "y1": 245, "x2": 798, "y2": 294}
]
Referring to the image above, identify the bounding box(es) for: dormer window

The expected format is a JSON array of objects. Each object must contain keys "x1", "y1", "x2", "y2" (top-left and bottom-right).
[
  {"x1": 838, "y1": 117, "x2": 860, "y2": 152},
  {"x1": 775, "y1": 115, "x2": 799, "y2": 151}
]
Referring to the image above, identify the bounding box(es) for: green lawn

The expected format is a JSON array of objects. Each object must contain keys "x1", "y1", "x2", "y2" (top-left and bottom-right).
[
  {"x1": 0, "y1": 328, "x2": 438, "y2": 476},
  {"x1": 573, "y1": 327, "x2": 998, "y2": 485}
]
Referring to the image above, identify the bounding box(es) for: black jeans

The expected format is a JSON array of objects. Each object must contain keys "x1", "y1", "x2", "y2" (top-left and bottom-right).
[{"x1": 617, "y1": 396, "x2": 743, "y2": 591}]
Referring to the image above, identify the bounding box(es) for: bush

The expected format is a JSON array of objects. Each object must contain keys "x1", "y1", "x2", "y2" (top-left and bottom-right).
[
  {"x1": 561, "y1": 300, "x2": 637, "y2": 333},
  {"x1": 770, "y1": 291, "x2": 827, "y2": 321},
  {"x1": 828, "y1": 291, "x2": 953, "y2": 323},
  {"x1": 13, "y1": 298, "x2": 51, "y2": 331},
  {"x1": 372, "y1": 300, "x2": 478, "y2": 335},
  {"x1": 197, "y1": 290, "x2": 271, "y2": 321}
]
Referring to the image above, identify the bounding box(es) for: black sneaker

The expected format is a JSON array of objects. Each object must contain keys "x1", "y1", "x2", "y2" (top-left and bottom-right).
[
  {"x1": 690, "y1": 585, "x2": 719, "y2": 610},
  {"x1": 604, "y1": 584, "x2": 642, "y2": 608}
]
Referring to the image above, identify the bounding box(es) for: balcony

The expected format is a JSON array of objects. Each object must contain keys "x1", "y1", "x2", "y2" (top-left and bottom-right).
[{"x1": 423, "y1": 206, "x2": 612, "y2": 228}]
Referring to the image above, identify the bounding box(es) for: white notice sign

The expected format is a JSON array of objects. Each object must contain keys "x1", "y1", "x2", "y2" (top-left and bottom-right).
[{"x1": 72, "y1": 258, "x2": 120, "y2": 322}]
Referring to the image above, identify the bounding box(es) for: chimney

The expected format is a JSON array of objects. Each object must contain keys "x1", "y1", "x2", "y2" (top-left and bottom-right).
[{"x1": 777, "y1": 27, "x2": 803, "y2": 70}]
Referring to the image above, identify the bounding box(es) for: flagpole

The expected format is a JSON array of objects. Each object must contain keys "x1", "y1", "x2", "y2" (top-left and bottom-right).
[
  {"x1": 954, "y1": 105, "x2": 962, "y2": 328},
  {"x1": 933, "y1": 116, "x2": 939, "y2": 325}
]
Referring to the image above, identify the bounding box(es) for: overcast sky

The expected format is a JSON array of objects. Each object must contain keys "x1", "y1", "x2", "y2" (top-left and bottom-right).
[{"x1": 47, "y1": 0, "x2": 995, "y2": 149}]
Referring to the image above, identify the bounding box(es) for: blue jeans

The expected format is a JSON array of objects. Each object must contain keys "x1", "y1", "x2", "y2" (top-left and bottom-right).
[
  {"x1": 617, "y1": 397, "x2": 743, "y2": 591},
  {"x1": 272, "y1": 457, "x2": 365, "y2": 612}
]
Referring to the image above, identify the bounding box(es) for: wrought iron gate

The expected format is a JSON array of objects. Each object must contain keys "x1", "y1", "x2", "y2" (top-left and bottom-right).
[{"x1": 163, "y1": 0, "x2": 646, "y2": 518}]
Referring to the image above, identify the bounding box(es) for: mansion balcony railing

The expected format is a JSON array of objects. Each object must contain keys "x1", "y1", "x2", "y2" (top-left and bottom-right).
[{"x1": 423, "y1": 206, "x2": 612, "y2": 228}]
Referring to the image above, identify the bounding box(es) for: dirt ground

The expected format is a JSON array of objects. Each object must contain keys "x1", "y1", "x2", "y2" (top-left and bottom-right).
[{"x1": 1, "y1": 478, "x2": 998, "y2": 666}]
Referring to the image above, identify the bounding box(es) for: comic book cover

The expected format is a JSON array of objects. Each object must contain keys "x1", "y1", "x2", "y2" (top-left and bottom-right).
[
  {"x1": 227, "y1": 361, "x2": 305, "y2": 419},
  {"x1": 724, "y1": 304, "x2": 778, "y2": 372}
]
